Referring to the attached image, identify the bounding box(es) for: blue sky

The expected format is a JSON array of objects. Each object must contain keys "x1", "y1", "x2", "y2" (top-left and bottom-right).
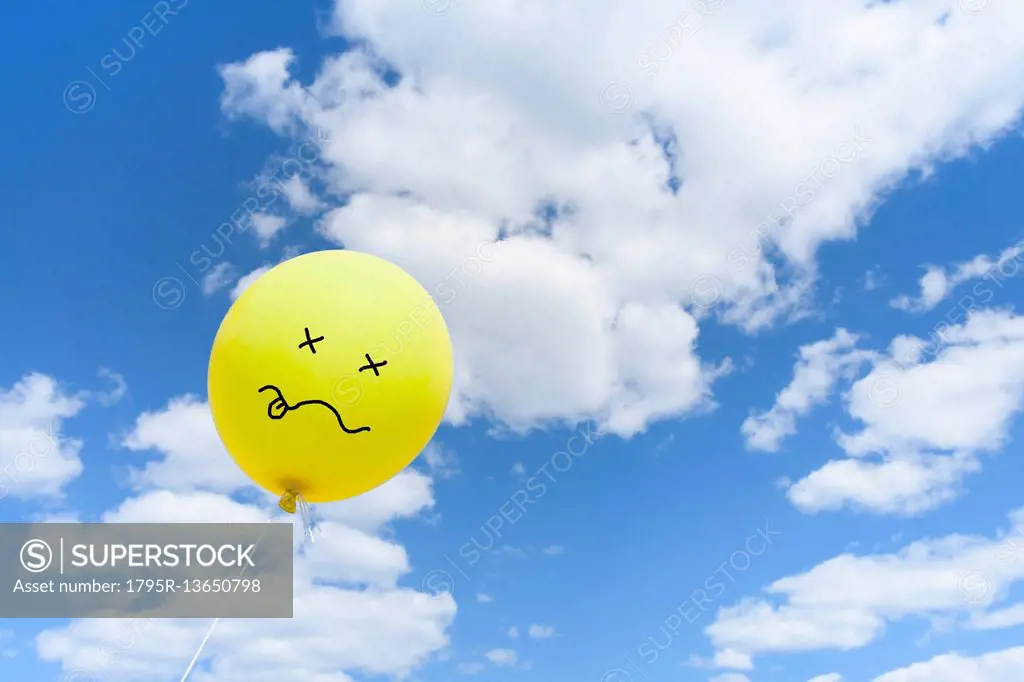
[{"x1": 4, "y1": 1, "x2": 1024, "y2": 681}]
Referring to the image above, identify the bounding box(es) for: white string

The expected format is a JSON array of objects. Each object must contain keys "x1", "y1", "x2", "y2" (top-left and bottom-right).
[
  {"x1": 178, "y1": 618, "x2": 219, "y2": 682},
  {"x1": 297, "y1": 494, "x2": 323, "y2": 543},
  {"x1": 179, "y1": 514, "x2": 277, "y2": 681}
]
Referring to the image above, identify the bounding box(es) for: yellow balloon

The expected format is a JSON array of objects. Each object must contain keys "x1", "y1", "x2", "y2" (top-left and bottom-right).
[{"x1": 207, "y1": 249, "x2": 453, "y2": 508}]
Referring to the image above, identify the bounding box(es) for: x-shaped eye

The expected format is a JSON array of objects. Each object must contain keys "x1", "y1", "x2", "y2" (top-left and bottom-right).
[
  {"x1": 359, "y1": 353, "x2": 387, "y2": 376},
  {"x1": 298, "y1": 327, "x2": 324, "y2": 354}
]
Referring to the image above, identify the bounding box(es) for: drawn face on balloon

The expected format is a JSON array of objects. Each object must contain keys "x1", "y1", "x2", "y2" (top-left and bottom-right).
[
  {"x1": 256, "y1": 327, "x2": 389, "y2": 434},
  {"x1": 208, "y1": 250, "x2": 454, "y2": 504}
]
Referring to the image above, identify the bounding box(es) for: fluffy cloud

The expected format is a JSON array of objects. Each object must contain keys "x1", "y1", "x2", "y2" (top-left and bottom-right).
[
  {"x1": 214, "y1": 0, "x2": 1024, "y2": 435},
  {"x1": 251, "y1": 214, "x2": 288, "y2": 247},
  {"x1": 201, "y1": 261, "x2": 235, "y2": 296},
  {"x1": 37, "y1": 582, "x2": 454, "y2": 682},
  {"x1": 890, "y1": 242, "x2": 1023, "y2": 312},
  {"x1": 121, "y1": 394, "x2": 250, "y2": 494},
  {"x1": 786, "y1": 452, "x2": 979, "y2": 516},
  {"x1": 317, "y1": 468, "x2": 436, "y2": 533},
  {"x1": 841, "y1": 310, "x2": 1024, "y2": 455},
  {"x1": 0, "y1": 373, "x2": 86, "y2": 500},
  {"x1": 714, "y1": 649, "x2": 753, "y2": 670},
  {"x1": 873, "y1": 646, "x2": 1024, "y2": 682},
  {"x1": 742, "y1": 329, "x2": 872, "y2": 452},
  {"x1": 36, "y1": 397, "x2": 454, "y2": 681},
  {"x1": 421, "y1": 442, "x2": 460, "y2": 479},
  {"x1": 788, "y1": 310, "x2": 1024, "y2": 514},
  {"x1": 703, "y1": 506, "x2": 1024, "y2": 665},
  {"x1": 280, "y1": 174, "x2": 322, "y2": 214},
  {"x1": 967, "y1": 602, "x2": 1024, "y2": 630},
  {"x1": 101, "y1": 489, "x2": 268, "y2": 524}
]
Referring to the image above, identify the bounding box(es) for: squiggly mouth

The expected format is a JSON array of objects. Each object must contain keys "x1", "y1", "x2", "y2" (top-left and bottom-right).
[{"x1": 257, "y1": 384, "x2": 370, "y2": 434}]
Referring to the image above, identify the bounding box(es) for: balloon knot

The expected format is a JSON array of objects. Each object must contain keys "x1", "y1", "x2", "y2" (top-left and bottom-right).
[{"x1": 278, "y1": 489, "x2": 298, "y2": 514}]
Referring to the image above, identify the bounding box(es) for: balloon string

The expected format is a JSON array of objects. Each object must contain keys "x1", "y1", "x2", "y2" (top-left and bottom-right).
[
  {"x1": 178, "y1": 618, "x2": 218, "y2": 682},
  {"x1": 179, "y1": 512, "x2": 276, "y2": 681},
  {"x1": 297, "y1": 494, "x2": 322, "y2": 543}
]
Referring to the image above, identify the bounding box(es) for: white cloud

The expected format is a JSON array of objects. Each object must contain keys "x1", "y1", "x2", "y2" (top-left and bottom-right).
[
  {"x1": 788, "y1": 310, "x2": 1024, "y2": 515},
  {"x1": 484, "y1": 649, "x2": 517, "y2": 666},
  {"x1": 201, "y1": 261, "x2": 235, "y2": 295},
  {"x1": 38, "y1": 583, "x2": 454, "y2": 681},
  {"x1": 703, "y1": 506, "x2": 1024, "y2": 665},
  {"x1": 507, "y1": 626, "x2": 519, "y2": 638},
  {"x1": 967, "y1": 602, "x2": 1024, "y2": 630},
  {"x1": 685, "y1": 649, "x2": 753, "y2": 671},
  {"x1": 527, "y1": 624, "x2": 554, "y2": 638},
  {"x1": 316, "y1": 196, "x2": 714, "y2": 436},
  {"x1": 808, "y1": 675, "x2": 842, "y2": 682},
  {"x1": 476, "y1": 593, "x2": 493, "y2": 603},
  {"x1": 510, "y1": 462, "x2": 525, "y2": 476},
  {"x1": 457, "y1": 662, "x2": 485, "y2": 675},
  {"x1": 742, "y1": 329, "x2": 872, "y2": 452},
  {"x1": 96, "y1": 368, "x2": 128, "y2": 406},
  {"x1": 102, "y1": 489, "x2": 269, "y2": 524},
  {"x1": 541, "y1": 545, "x2": 565, "y2": 555},
  {"x1": 317, "y1": 468, "x2": 436, "y2": 533},
  {"x1": 842, "y1": 310, "x2": 1024, "y2": 455},
  {"x1": 251, "y1": 214, "x2": 288, "y2": 248},
  {"x1": 230, "y1": 265, "x2": 271, "y2": 299},
  {"x1": 873, "y1": 646, "x2": 1024, "y2": 682},
  {"x1": 280, "y1": 174, "x2": 322, "y2": 214},
  {"x1": 714, "y1": 649, "x2": 753, "y2": 670},
  {"x1": 890, "y1": 242, "x2": 1023, "y2": 312},
  {"x1": 421, "y1": 442, "x2": 459, "y2": 479},
  {"x1": 293, "y1": 520, "x2": 412, "y2": 588},
  {"x1": 215, "y1": 0, "x2": 1024, "y2": 435},
  {"x1": 787, "y1": 452, "x2": 979, "y2": 517},
  {"x1": 0, "y1": 373, "x2": 86, "y2": 499},
  {"x1": 121, "y1": 395, "x2": 251, "y2": 494}
]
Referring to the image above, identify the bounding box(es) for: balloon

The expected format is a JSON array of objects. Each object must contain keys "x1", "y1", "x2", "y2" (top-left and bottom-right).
[{"x1": 208, "y1": 249, "x2": 453, "y2": 510}]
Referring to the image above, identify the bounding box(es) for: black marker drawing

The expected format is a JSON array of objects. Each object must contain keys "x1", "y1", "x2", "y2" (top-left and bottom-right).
[
  {"x1": 258, "y1": 384, "x2": 370, "y2": 434},
  {"x1": 298, "y1": 327, "x2": 324, "y2": 354},
  {"x1": 359, "y1": 353, "x2": 388, "y2": 376}
]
